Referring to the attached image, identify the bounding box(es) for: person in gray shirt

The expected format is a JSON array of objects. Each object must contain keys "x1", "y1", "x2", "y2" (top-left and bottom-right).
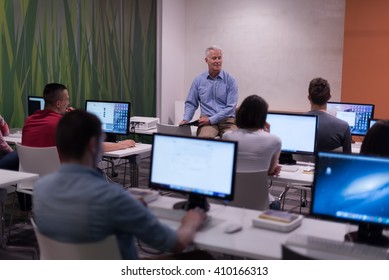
[{"x1": 306, "y1": 77, "x2": 351, "y2": 153}]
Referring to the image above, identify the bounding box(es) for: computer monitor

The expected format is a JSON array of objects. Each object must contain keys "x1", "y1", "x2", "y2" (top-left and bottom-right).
[
  {"x1": 27, "y1": 96, "x2": 45, "y2": 116},
  {"x1": 149, "y1": 133, "x2": 237, "y2": 211},
  {"x1": 327, "y1": 102, "x2": 375, "y2": 136},
  {"x1": 369, "y1": 119, "x2": 380, "y2": 129},
  {"x1": 312, "y1": 152, "x2": 389, "y2": 246},
  {"x1": 85, "y1": 100, "x2": 131, "y2": 142},
  {"x1": 266, "y1": 112, "x2": 318, "y2": 164}
]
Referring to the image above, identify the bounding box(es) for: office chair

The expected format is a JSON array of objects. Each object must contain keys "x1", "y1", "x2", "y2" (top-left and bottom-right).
[
  {"x1": 7, "y1": 144, "x2": 61, "y2": 241},
  {"x1": 229, "y1": 170, "x2": 269, "y2": 211},
  {"x1": 156, "y1": 123, "x2": 192, "y2": 136},
  {"x1": 16, "y1": 143, "x2": 60, "y2": 195},
  {"x1": 31, "y1": 219, "x2": 121, "y2": 260}
]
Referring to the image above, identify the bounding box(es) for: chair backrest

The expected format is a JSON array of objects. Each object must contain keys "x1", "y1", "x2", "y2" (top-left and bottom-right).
[
  {"x1": 156, "y1": 123, "x2": 192, "y2": 136},
  {"x1": 229, "y1": 170, "x2": 269, "y2": 210},
  {"x1": 16, "y1": 144, "x2": 61, "y2": 193},
  {"x1": 31, "y1": 219, "x2": 121, "y2": 260}
]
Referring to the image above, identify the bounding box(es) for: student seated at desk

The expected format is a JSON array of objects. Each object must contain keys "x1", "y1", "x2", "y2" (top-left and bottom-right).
[
  {"x1": 33, "y1": 110, "x2": 207, "y2": 259},
  {"x1": 22, "y1": 83, "x2": 136, "y2": 152},
  {"x1": 222, "y1": 95, "x2": 282, "y2": 209},
  {"x1": 306, "y1": 77, "x2": 351, "y2": 153}
]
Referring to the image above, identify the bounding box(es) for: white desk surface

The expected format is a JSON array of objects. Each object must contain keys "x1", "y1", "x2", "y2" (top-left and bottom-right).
[
  {"x1": 0, "y1": 169, "x2": 39, "y2": 188},
  {"x1": 149, "y1": 196, "x2": 349, "y2": 259},
  {"x1": 103, "y1": 143, "x2": 152, "y2": 158},
  {"x1": 273, "y1": 163, "x2": 314, "y2": 186},
  {"x1": 352, "y1": 142, "x2": 361, "y2": 154},
  {"x1": 4, "y1": 134, "x2": 22, "y2": 144}
]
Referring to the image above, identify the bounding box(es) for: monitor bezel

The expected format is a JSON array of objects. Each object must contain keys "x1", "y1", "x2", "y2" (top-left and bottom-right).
[
  {"x1": 266, "y1": 112, "x2": 318, "y2": 156},
  {"x1": 311, "y1": 151, "x2": 389, "y2": 230},
  {"x1": 327, "y1": 101, "x2": 375, "y2": 136},
  {"x1": 27, "y1": 95, "x2": 45, "y2": 116},
  {"x1": 149, "y1": 133, "x2": 237, "y2": 202},
  {"x1": 84, "y1": 99, "x2": 131, "y2": 136}
]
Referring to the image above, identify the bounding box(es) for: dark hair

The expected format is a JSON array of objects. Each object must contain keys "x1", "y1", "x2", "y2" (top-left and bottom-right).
[
  {"x1": 43, "y1": 83, "x2": 68, "y2": 106},
  {"x1": 360, "y1": 120, "x2": 389, "y2": 157},
  {"x1": 308, "y1": 78, "x2": 331, "y2": 106},
  {"x1": 236, "y1": 95, "x2": 268, "y2": 129},
  {"x1": 56, "y1": 110, "x2": 102, "y2": 160}
]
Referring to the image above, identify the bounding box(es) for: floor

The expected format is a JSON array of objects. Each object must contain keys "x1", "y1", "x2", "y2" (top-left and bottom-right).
[{"x1": 1, "y1": 157, "x2": 311, "y2": 259}]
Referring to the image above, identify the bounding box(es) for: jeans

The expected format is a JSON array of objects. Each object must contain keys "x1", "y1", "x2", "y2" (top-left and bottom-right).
[{"x1": 0, "y1": 150, "x2": 19, "y2": 171}]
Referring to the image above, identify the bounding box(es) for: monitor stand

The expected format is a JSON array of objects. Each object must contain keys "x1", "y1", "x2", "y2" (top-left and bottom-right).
[
  {"x1": 105, "y1": 133, "x2": 118, "y2": 143},
  {"x1": 173, "y1": 194, "x2": 210, "y2": 212},
  {"x1": 278, "y1": 153, "x2": 296, "y2": 165},
  {"x1": 345, "y1": 224, "x2": 389, "y2": 247}
]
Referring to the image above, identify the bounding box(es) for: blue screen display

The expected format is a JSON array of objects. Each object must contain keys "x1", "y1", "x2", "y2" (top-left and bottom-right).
[
  {"x1": 312, "y1": 152, "x2": 389, "y2": 226},
  {"x1": 327, "y1": 102, "x2": 374, "y2": 136}
]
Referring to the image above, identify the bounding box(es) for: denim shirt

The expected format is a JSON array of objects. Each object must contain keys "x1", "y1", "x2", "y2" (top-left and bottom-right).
[
  {"x1": 184, "y1": 70, "x2": 238, "y2": 124},
  {"x1": 33, "y1": 164, "x2": 177, "y2": 259}
]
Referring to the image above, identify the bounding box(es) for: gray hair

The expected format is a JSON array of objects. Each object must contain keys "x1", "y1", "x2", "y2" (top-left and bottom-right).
[{"x1": 205, "y1": 45, "x2": 223, "y2": 57}]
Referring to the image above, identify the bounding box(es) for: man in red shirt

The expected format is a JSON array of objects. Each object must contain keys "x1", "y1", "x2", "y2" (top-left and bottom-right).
[{"x1": 22, "y1": 83, "x2": 70, "y2": 147}]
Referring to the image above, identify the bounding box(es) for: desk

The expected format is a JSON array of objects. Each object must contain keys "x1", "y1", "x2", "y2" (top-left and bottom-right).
[
  {"x1": 0, "y1": 169, "x2": 38, "y2": 250},
  {"x1": 271, "y1": 163, "x2": 314, "y2": 211},
  {"x1": 103, "y1": 144, "x2": 152, "y2": 188},
  {"x1": 0, "y1": 169, "x2": 39, "y2": 188},
  {"x1": 149, "y1": 196, "x2": 350, "y2": 259},
  {"x1": 4, "y1": 134, "x2": 22, "y2": 145},
  {"x1": 352, "y1": 143, "x2": 361, "y2": 154},
  {"x1": 274, "y1": 164, "x2": 314, "y2": 186}
]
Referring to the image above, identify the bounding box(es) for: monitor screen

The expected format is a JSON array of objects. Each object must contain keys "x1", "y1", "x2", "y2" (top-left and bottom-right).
[
  {"x1": 369, "y1": 119, "x2": 380, "y2": 129},
  {"x1": 85, "y1": 100, "x2": 130, "y2": 136},
  {"x1": 149, "y1": 133, "x2": 237, "y2": 210},
  {"x1": 327, "y1": 102, "x2": 375, "y2": 136},
  {"x1": 266, "y1": 113, "x2": 318, "y2": 155},
  {"x1": 312, "y1": 152, "x2": 389, "y2": 246},
  {"x1": 28, "y1": 96, "x2": 45, "y2": 116}
]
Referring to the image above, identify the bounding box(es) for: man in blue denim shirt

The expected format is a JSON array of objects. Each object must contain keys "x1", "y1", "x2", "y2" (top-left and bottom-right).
[
  {"x1": 180, "y1": 46, "x2": 238, "y2": 138},
  {"x1": 33, "y1": 110, "x2": 206, "y2": 259}
]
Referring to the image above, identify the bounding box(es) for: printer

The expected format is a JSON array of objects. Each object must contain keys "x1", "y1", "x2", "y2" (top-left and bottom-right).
[{"x1": 130, "y1": 116, "x2": 159, "y2": 130}]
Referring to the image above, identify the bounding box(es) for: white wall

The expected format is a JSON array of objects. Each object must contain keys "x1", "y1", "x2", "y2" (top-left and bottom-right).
[
  {"x1": 159, "y1": 0, "x2": 186, "y2": 124},
  {"x1": 159, "y1": 0, "x2": 345, "y2": 123}
]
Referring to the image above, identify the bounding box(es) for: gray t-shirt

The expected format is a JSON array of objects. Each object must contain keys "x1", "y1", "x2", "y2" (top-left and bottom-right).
[
  {"x1": 223, "y1": 129, "x2": 281, "y2": 171},
  {"x1": 307, "y1": 110, "x2": 352, "y2": 153}
]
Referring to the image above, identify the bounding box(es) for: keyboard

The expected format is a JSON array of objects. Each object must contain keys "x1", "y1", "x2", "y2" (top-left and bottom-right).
[
  {"x1": 280, "y1": 165, "x2": 299, "y2": 172},
  {"x1": 149, "y1": 206, "x2": 212, "y2": 226},
  {"x1": 286, "y1": 234, "x2": 389, "y2": 259},
  {"x1": 150, "y1": 206, "x2": 187, "y2": 222}
]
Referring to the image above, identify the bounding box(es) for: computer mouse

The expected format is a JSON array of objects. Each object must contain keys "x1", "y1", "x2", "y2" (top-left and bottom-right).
[{"x1": 224, "y1": 223, "x2": 242, "y2": 234}]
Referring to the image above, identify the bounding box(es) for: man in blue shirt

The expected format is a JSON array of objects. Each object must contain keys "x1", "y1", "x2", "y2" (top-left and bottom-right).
[
  {"x1": 33, "y1": 110, "x2": 206, "y2": 259},
  {"x1": 180, "y1": 46, "x2": 238, "y2": 138}
]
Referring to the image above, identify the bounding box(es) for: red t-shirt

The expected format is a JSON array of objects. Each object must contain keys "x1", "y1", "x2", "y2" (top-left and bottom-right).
[{"x1": 22, "y1": 110, "x2": 63, "y2": 147}]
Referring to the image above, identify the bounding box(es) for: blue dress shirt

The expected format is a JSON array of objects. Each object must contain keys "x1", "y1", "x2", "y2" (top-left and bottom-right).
[{"x1": 184, "y1": 70, "x2": 238, "y2": 124}]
